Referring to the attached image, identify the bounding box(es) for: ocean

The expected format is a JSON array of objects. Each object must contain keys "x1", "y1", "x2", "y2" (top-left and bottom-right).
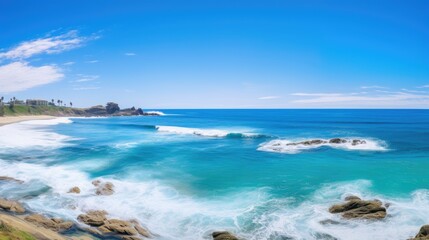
[{"x1": 0, "y1": 109, "x2": 428, "y2": 240}]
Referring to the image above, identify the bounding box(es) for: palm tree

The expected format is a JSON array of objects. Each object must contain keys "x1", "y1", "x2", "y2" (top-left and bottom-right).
[
  {"x1": 70, "y1": 102, "x2": 73, "y2": 107},
  {"x1": 57, "y1": 100, "x2": 60, "y2": 106}
]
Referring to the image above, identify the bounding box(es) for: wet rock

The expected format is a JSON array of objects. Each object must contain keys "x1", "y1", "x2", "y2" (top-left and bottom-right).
[
  {"x1": 78, "y1": 210, "x2": 108, "y2": 226},
  {"x1": 95, "y1": 182, "x2": 115, "y2": 195},
  {"x1": 411, "y1": 225, "x2": 429, "y2": 240},
  {"x1": 212, "y1": 231, "x2": 239, "y2": 240},
  {"x1": 122, "y1": 236, "x2": 143, "y2": 240},
  {"x1": 68, "y1": 186, "x2": 81, "y2": 194},
  {"x1": 0, "y1": 176, "x2": 24, "y2": 184},
  {"x1": 344, "y1": 195, "x2": 361, "y2": 201},
  {"x1": 92, "y1": 180, "x2": 101, "y2": 186},
  {"x1": 25, "y1": 214, "x2": 73, "y2": 232},
  {"x1": 0, "y1": 198, "x2": 25, "y2": 213},
  {"x1": 134, "y1": 224, "x2": 150, "y2": 238},
  {"x1": 302, "y1": 140, "x2": 326, "y2": 145},
  {"x1": 329, "y1": 199, "x2": 386, "y2": 219},
  {"x1": 351, "y1": 139, "x2": 366, "y2": 146},
  {"x1": 98, "y1": 219, "x2": 138, "y2": 235},
  {"x1": 329, "y1": 138, "x2": 347, "y2": 144}
]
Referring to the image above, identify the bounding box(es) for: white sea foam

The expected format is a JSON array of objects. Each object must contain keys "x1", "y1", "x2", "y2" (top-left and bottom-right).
[
  {"x1": 0, "y1": 159, "x2": 427, "y2": 240},
  {"x1": 0, "y1": 118, "x2": 74, "y2": 149},
  {"x1": 156, "y1": 125, "x2": 261, "y2": 138},
  {"x1": 146, "y1": 111, "x2": 166, "y2": 116},
  {"x1": 258, "y1": 138, "x2": 388, "y2": 154}
]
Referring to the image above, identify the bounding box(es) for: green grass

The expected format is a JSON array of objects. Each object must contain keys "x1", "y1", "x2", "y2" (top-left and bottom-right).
[
  {"x1": 0, "y1": 221, "x2": 36, "y2": 240},
  {"x1": 0, "y1": 105, "x2": 81, "y2": 116}
]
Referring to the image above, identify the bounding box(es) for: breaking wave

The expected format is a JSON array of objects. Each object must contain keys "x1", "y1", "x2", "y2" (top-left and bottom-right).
[{"x1": 155, "y1": 125, "x2": 268, "y2": 139}]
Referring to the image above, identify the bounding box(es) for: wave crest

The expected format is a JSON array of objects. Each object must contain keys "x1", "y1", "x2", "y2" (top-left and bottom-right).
[{"x1": 156, "y1": 125, "x2": 266, "y2": 138}]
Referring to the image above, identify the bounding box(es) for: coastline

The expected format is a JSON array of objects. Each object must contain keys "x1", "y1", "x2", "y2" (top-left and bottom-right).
[{"x1": 0, "y1": 115, "x2": 56, "y2": 127}]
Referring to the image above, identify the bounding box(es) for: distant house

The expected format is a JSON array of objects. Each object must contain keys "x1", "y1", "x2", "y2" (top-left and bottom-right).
[{"x1": 26, "y1": 99, "x2": 49, "y2": 106}]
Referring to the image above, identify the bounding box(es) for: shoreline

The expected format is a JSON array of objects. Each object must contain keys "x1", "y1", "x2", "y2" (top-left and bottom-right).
[{"x1": 0, "y1": 115, "x2": 56, "y2": 127}]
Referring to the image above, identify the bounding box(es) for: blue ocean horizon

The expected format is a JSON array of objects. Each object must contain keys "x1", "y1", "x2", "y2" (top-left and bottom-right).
[{"x1": 1, "y1": 109, "x2": 428, "y2": 239}]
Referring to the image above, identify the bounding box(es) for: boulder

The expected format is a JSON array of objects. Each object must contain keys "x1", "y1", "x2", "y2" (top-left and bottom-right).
[
  {"x1": 329, "y1": 138, "x2": 347, "y2": 144},
  {"x1": 78, "y1": 210, "x2": 108, "y2": 226},
  {"x1": 329, "y1": 199, "x2": 386, "y2": 219},
  {"x1": 98, "y1": 219, "x2": 138, "y2": 235},
  {"x1": 95, "y1": 182, "x2": 115, "y2": 195},
  {"x1": 412, "y1": 225, "x2": 429, "y2": 240},
  {"x1": 0, "y1": 176, "x2": 24, "y2": 184},
  {"x1": 25, "y1": 214, "x2": 73, "y2": 232},
  {"x1": 68, "y1": 186, "x2": 81, "y2": 194},
  {"x1": 0, "y1": 198, "x2": 25, "y2": 213},
  {"x1": 212, "y1": 231, "x2": 239, "y2": 240}
]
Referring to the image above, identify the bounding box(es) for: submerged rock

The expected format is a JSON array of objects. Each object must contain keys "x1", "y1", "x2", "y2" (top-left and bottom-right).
[
  {"x1": 0, "y1": 198, "x2": 25, "y2": 213},
  {"x1": 0, "y1": 176, "x2": 24, "y2": 184},
  {"x1": 329, "y1": 198, "x2": 386, "y2": 219},
  {"x1": 78, "y1": 210, "x2": 108, "y2": 226},
  {"x1": 95, "y1": 182, "x2": 115, "y2": 195},
  {"x1": 25, "y1": 214, "x2": 73, "y2": 232},
  {"x1": 411, "y1": 225, "x2": 429, "y2": 240},
  {"x1": 212, "y1": 231, "x2": 239, "y2": 240},
  {"x1": 68, "y1": 186, "x2": 81, "y2": 194}
]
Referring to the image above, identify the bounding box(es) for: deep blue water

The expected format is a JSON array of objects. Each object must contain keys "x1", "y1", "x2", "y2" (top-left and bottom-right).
[{"x1": 1, "y1": 109, "x2": 429, "y2": 240}]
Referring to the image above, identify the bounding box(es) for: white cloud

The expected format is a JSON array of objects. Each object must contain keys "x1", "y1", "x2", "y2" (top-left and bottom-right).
[
  {"x1": 258, "y1": 96, "x2": 281, "y2": 100},
  {"x1": 125, "y1": 52, "x2": 136, "y2": 56},
  {"x1": 86, "y1": 60, "x2": 99, "y2": 63},
  {"x1": 360, "y1": 85, "x2": 387, "y2": 89},
  {"x1": 419, "y1": 85, "x2": 429, "y2": 88},
  {"x1": 63, "y1": 61, "x2": 75, "y2": 66},
  {"x1": 73, "y1": 86, "x2": 100, "y2": 91},
  {"x1": 0, "y1": 31, "x2": 92, "y2": 60},
  {"x1": 291, "y1": 90, "x2": 429, "y2": 106},
  {"x1": 0, "y1": 62, "x2": 63, "y2": 93},
  {"x1": 74, "y1": 75, "x2": 99, "y2": 82}
]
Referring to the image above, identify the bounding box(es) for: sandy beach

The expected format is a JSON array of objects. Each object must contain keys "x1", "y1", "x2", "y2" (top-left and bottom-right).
[{"x1": 0, "y1": 116, "x2": 56, "y2": 126}]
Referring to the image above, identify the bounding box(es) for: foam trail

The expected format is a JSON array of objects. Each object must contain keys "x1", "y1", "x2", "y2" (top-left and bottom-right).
[
  {"x1": 0, "y1": 117, "x2": 74, "y2": 149},
  {"x1": 258, "y1": 138, "x2": 388, "y2": 154}
]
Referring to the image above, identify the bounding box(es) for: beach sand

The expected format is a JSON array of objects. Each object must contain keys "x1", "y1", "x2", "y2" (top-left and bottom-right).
[
  {"x1": 0, "y1": 213, "x2": 67, "y2": 240},
  {"x1": 0, "y1": 116, "x2": 55, "y2": 126}
]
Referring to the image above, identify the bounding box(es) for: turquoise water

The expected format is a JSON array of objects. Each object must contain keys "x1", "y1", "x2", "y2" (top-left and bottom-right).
[{"x1": 0, "y1": 109, "x2": 428, "y2": 239}]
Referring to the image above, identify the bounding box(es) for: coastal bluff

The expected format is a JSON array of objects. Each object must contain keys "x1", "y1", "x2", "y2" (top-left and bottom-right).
[{"x1": 0, "y1": 102, "x2": 160, "y2": 117}]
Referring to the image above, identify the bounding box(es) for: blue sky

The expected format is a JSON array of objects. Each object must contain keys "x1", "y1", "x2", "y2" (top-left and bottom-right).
[{"x1": 0, "y1": 0, "x2": 428, "y2": 108}]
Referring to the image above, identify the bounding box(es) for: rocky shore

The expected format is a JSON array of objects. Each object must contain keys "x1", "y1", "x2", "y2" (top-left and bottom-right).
[
  {"x1": 2, "y1": 176, "x2": 427, "y2": 239},
  {"x1": 0, "y1": 176, "x2": 239, "y2": 240}
]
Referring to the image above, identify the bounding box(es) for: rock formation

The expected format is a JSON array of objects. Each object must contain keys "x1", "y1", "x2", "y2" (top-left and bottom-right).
[
  {"x1": 329, "y1": 196, "x2": 386, "y2": 219},
  {"x1": 0, "y1": 198, "x2": 25, "y2": 213},
  {"x1": 411, "y1": 225, "x2": 429, "y2": 240},
  {"x1": 78, "y1": 210, "x2": 150, "y2": 239},
  {"x1": 212, "y1": 231, "x2": 239, "y2": 240},
  {"x1": 24, "y1": 214, "x2": 73, "y2": 232}
]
